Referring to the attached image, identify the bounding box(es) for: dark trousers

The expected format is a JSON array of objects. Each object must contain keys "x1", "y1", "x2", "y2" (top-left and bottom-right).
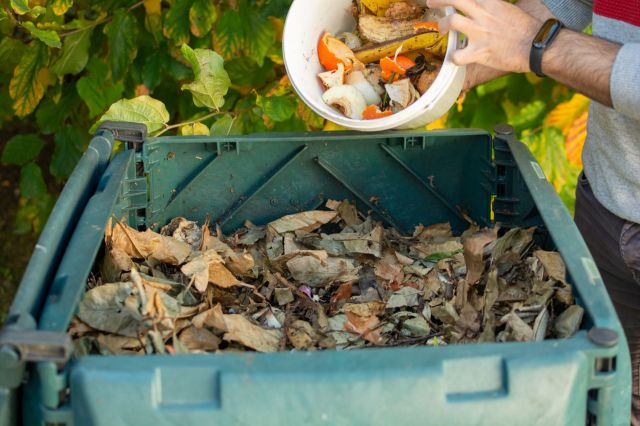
[{"x1": 574, "y1": 172, "x2": 640, "y2": 425}]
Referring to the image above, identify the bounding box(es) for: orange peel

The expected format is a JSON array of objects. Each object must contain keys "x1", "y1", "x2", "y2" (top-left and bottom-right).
[
  {"x1": 362, "y1": 105, "x2": 394, "y2": 120},
  {"x1": 380, "y1": 55, "x2": 416, "y2": 81},
  {"x1": 318, "y1": 32, "x2": 364, "y2": 72}
]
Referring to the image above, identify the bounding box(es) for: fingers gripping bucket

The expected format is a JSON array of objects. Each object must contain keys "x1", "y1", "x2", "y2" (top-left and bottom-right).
[{"x1": 283, "y1": 1, "x2": 466, "y2": 132}]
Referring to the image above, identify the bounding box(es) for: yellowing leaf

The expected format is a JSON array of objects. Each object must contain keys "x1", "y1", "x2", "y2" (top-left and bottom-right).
[
  {"x1": 163, "y1": 0, "x2": 192, "y2": 45},
  {"x1": 10, "y1": 0, "x2": 30, "y2": 15},
  {"x1": 181, "y1": 44, "x2": 230, "y2": 110},
  {"x1": 545, "y1": 93, "x2": 589, "y2": 135},
  {"x1": 178, "y1": 122, "x2": 210, "y2": 135},
  {"x1": 523, "y1": 127, "x2": 579, "y2": 192},
  {"x1": 93, "y1": 96, "x2": 170, "y2": 134},
  {"x1": 49, "y1": 0, "x2": 73, "y2": 15},
  {"x1": 565, "y1": 111, "x2": 588, "y2": 167},
  {"x1": 426, "y1": 113, "x2": 448, "y2": 130},
  {"x1": 143, "y1": 0, "x2": 161, "y2": 15},
  {"x1": 189, "y1": 0, "x2": 216, "y2": 38},
  {"x1": 9, "y1": 41, "x2": 49, "y2": 117},
  {"x1": 323, "y1": 121, "x2": 348, "y2": 132}
]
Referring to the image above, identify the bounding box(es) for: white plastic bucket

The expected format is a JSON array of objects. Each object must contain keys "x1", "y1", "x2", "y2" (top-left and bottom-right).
[{"x1": 283, "y1": 0, "x2": 465, "y2": 132}]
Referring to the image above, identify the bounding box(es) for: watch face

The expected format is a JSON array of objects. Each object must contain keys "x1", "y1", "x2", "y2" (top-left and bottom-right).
[{"x1": 534, "y1": 19, "x2": 562, "y2": 49}]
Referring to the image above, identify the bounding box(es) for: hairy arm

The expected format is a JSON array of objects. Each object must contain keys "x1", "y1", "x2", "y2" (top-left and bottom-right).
[{"x1": 436, "y1": 0, "x2": 621, "y2": 108}]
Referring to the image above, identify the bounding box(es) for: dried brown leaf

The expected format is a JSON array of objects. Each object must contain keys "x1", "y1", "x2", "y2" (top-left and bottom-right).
[
  {"x1": 463, "y1": 228, "x2": 498, "y2": 285},
  {"x1": 109, "y1": 221, "x2": 191, "y2": 265},
  {"x1": 268, "y1": 211, "x2": 338, "y2": 234},
  {"x1": 344, "y1": 311, "x2": 383, "y2": 344},
  {"x1": 179, "y1": 325, "x2": 221, "y2": 351},
  {"x1": 534, "y1": 250, "x2": 567, "y2": 282},
  {"x1": 286, "y1": 255, "x2": 359, "y2": 287}
]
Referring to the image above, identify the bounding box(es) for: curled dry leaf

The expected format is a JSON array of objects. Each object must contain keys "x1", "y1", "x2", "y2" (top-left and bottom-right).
[
  {"x1": 108, "y1": 220, "x2": 191, "y2": 265},
  {"x1": 268, "y1": 210, "x2": 338, "y2": 234},
  {"x1": 344, "y1": 311, "x2": 384, "y2": 344},
  {"x1": 219, "y1": 314, "x2": 284, "y2": 353},
  {"x1": 462, "y1": 227, "x2": 498, "y2": 285},
  {"x1": 534, "y1": 250, "x2": 567, "y2": 282},
  {"x1": 286, "y1": 255, "x2": 359, "y2": 287},
  {"x1": 179, "y1": 326, "x2": 221, "y2": 351}
]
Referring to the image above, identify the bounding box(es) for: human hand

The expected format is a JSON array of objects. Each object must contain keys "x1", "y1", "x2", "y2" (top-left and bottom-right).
[
  {"x1": 427, "y1": 0, "x2": 542, "y2": 73},
  {"x1": 463, "y1": 64, "x2": 508, "y2": 91}
]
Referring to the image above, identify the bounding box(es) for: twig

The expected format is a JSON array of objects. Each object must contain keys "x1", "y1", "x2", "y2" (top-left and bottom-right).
[
  {"x1": 59, "y1": 1, "x2": 144, "y2": 38},
  {"x1": 154, "y1": 110, "x2": 226, "y2": 137}
]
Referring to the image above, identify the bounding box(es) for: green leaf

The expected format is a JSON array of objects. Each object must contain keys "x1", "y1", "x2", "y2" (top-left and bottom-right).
[
  {"x1": 15, "y1": 193, "x2": 55, "y2": 234},
  {"x1": 77, "y1": 58, "x2": 125, "y2": 118},
  {"x1": 104, "y1": 9, "x2": 138, "y2": 81},
  {"x1": 19, "y1": 162, "x2": 47, "y2": 199},
  {"x1": 257, "y1": 95, "x2": 295, "y2": 122},
  {"x1": 214, "y1": 1, "x2": 276, "y2": 66},
  {"x1": 10, "y1": 0, "x2": 30, "y2": 15},
  {"x1": 36, "y1": 85, "x2": 81, "y2": 133},
  {"x1": 22, "y1": 22, "x2": 61, "y2": 48},
  {"x1": 49, "y1": 0, "x2": 73, "y2": 15},
  {"x1": 93, "y1": 95, "x2": 170, "y2": 134},
  {"x1": 1, "y1": 134, "x2": 44, "y2": 166},
  {"x1": 181, "y1": 44, "x2": 230, "y2": 110},
  {"x1": 510, "y1": 100, "x2": 546, "y2": 133},
  {"x1": 51, "y1": 126, "x2": 84, "y2": 179},
  {"x1": 28, "y1": 5, "x2": 46, "y2": 18},
  {"x1": 9, "y1": 41, "x2": 49, "y2": 117},
  {"x1": 189, "y1": 0, "x2": 216, "y2": 38},
  {"x1": 140, "y1": 50, "x2": 168, "y2": 90},
  {"x1": 0, "y1": 37, "x2": 26, "y2": 77},
  {"x1": 51, "y1": 28, "x2": 92, "y2": 76},
  {"x1": 210, "y1": 114, "x2": 241, "y2": 136},
  {"x1": 272, "y1": 115, "x2": 308, "y2": 132},
  {"x1": 163, "y1": 0, "x2": 192, "y2": 46},
  {"x1": 424, "y1": 249, "x2": 463, "y2": 262},
  {"x1": 225, "y1": 57, "x2": 275, "y2": 87}
]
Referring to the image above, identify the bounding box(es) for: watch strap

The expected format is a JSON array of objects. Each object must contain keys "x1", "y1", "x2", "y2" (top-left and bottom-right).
[{"x1": 530, "y1": 19, "x2": 564, "y2": 78}]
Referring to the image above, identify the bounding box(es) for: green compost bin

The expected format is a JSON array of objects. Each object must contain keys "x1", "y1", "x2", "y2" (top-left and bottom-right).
[{"x1": 0, "y1": 124, "x2": 631, "y2": 425}]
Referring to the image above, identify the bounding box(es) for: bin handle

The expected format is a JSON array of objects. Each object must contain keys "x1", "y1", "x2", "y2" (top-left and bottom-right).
[{"x1": 494, "y1": 125, "x2": 619, "y2": 331}]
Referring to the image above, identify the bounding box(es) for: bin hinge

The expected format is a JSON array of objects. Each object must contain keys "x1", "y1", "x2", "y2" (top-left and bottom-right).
[
  {"x1": 0, "y1": 328, "x2": 72, "y2": 365},
  {"x1": 98, "y1": 121, "x2": 148, "y2": 151}
]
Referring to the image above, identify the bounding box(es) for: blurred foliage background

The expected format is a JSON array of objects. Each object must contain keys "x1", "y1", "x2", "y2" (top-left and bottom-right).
[{"x1": 0, "y1": 0, "x2": 588, "y2": 319}]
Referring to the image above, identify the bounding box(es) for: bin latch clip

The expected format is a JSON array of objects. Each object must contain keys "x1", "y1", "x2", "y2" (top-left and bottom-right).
[
  {"x1": 0, "y1": 328, "x2": 72, "y2": 364},
  {"x1": 98, "y1": 121, "x2": 148, "y2": 151}
]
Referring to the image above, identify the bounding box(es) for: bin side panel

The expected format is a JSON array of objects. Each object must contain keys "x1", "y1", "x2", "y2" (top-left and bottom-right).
[
  {"x1": 143, "y1": 132, "x2": 493, "y2": 235},
  {"x1": 70, "y1": 342, "x2": 588, "y2": 426}
]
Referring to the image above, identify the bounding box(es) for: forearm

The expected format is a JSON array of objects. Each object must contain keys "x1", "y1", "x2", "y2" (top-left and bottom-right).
[{"x1": 543, "y1": 29, "x2": 620, "y2": 107}]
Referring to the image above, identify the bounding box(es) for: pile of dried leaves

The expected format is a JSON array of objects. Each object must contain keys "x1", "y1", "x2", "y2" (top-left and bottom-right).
[{"x1": 71, "y1": 200, "x2": 584, "y2": 355}]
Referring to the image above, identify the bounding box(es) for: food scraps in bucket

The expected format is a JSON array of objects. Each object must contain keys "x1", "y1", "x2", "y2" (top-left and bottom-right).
[
  {"x1": 71, "y1": 200, "x2": 584, "y2": 355},
  {"x1": 317, "y1": 1, "x2": 447, "y2": 120}
]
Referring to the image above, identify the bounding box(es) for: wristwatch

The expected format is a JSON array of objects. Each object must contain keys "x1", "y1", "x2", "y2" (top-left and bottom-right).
[{"x1": 530, "y1": 19, "x2": 564, "y2": 77}]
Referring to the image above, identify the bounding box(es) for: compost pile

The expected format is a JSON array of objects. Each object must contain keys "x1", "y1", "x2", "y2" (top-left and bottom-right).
[
  {"x1": 317, "y1": 1, "x2": 446, "y2": 120},
  {"x1": 71, "y1": 200, "x2": 584, "y2": 355}
]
